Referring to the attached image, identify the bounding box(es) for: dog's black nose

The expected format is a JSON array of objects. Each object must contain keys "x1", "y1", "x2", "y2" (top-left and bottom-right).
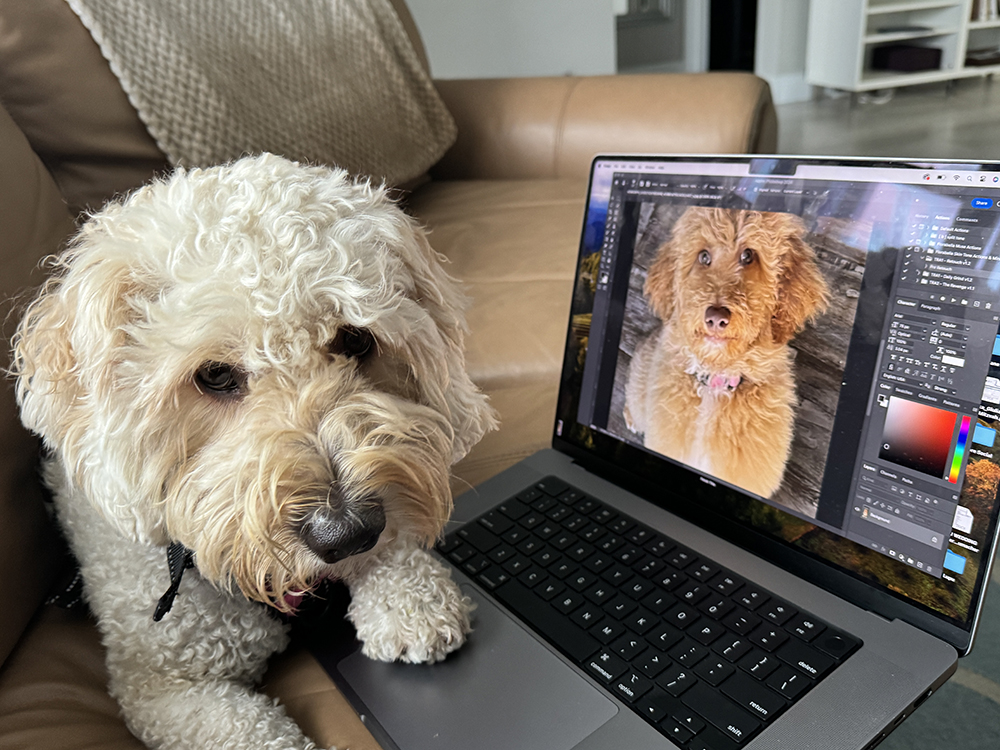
[
  {"x1": 704, "y1": 305, "x2": 731, "y2": 332},
  {"x1": 300, "y1": 500, "x2": 386, "y2": 564}
]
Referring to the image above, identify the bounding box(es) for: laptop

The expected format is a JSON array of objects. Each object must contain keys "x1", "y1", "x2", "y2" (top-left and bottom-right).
[{"x1": 313, "y1": 155, "x2": 1000, "y2": 750}]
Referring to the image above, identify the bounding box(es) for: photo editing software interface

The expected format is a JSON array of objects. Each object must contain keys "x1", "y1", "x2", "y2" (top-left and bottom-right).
[{"x1": 577, "y1": 158, "x2": 1000, "y2": 595}]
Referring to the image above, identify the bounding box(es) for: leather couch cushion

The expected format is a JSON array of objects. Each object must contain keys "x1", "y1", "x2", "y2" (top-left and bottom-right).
[
  {"x1": 0, "y1": 103, "x2": 76, "y2": 669},
  {"x1": 407, "y1": 178, "x2": 587, "y2": 489},
  {"x1": 0, "y1": 606, "x2": 383, "y2": 750},
  {"x1": 0, "y1": 0, "x2": 171, "y2": 217}
]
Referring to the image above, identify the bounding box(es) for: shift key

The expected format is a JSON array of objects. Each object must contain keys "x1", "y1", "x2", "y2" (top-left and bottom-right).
[{"x1": 682, "y1": 682, "x2": 761, "y2": 744}]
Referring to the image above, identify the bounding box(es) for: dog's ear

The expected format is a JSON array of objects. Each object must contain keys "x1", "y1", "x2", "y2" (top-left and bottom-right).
[
  {"x1": 391, "y1": 218, "x2": 499, "y2": 464},
  {"x1": 12, "y1": 237, "x2": 136, "y2": 447},
  {"x1": 643, "y1": 240, "x2": 678, "y2": 322},
  {"x1": 770, "y1": 215, "x2": 830, "y2": 344}
]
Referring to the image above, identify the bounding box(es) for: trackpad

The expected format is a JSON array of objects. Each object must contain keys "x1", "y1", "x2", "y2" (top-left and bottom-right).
[{"x1": 337, "y1": 585, "x2": 617, "y2": 750}]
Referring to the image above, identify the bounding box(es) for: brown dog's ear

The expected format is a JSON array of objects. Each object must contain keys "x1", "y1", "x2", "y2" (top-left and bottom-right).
[
  {"x1": 771, "y1": 218, "x2": 830, "y2": 344},
  {"x1": 644, "y1": 240, "x2": 678, "y2": 322}
]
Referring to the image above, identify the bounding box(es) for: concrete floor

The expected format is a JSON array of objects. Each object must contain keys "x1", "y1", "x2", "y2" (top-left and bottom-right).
[{"x1": 776, "y1": 76, "x2": 1000, "y2": 161}]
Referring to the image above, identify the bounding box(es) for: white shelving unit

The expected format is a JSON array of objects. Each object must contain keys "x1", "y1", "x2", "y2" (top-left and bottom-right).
[{"x1": 806, "y1": 0, "x2": 1000, "y2": 92}]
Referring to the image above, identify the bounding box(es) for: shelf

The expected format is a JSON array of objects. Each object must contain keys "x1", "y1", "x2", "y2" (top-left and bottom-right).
[
  {"x1": 866, "y1": 0, "x2": 965, "y2": 14},
  {"x1": 865, "y1": 27, "x2": 959, "y2": 42},
  {"x1": 968, "y1": 20, "x2": 1000, "y2": 30}
]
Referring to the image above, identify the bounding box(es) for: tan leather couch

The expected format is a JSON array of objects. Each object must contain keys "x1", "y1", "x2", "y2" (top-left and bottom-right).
[{"x1": 0, "y1": 1, "x2": 777, "y2": 747}]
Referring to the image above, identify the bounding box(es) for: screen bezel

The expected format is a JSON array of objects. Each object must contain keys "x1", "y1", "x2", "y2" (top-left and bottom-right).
[{"x1": 553, "y1": 153, "x2": 1000, "y2": 655}]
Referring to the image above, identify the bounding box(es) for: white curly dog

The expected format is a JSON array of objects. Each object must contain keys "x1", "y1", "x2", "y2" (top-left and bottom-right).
[{"x1": 12, "y1": 153, "x2": 497, "y2": 749}]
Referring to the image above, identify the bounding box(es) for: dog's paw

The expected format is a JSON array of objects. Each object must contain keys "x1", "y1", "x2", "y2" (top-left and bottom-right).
[{"x1": 347, "y1": 546, "x2": 473, "y2": 664}]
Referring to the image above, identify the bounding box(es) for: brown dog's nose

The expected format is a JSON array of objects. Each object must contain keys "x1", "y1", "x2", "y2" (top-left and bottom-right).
[
  {"x1": 300, "y1": 499, "x2": 385, "y2": 564},
  {"x1": 704, "y1": 305, "x2": 731, "y2": 333}
]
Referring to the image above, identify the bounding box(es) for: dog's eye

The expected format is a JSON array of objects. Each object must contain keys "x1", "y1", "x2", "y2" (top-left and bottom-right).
[
  {"x1": 698, "y1": 250, "x2": 711, "y2": 266},
  {"x1": 194, "y1": 362, "x2": 247, "y2": 398},
  {"x1": 740, "y1": 248, "x2": 755, "y2": 266},
  {"x1": 328, "y1": 326, "x2": 375, "y2": 360}
]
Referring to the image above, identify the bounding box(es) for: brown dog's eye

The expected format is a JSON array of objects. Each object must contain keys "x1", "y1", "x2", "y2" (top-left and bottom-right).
[
  {"x1": 740, "y1": 248, "x2": 755, "y2": 266},
  {"x1": 328, "y1": 326, "x2": 375, "y2": 360},
  {"x1": 194, "y1": 362, "x2": 247, "y2": 398},
  {"x1": 697, "y1": 250, "x2": 711, "y2": 266}
]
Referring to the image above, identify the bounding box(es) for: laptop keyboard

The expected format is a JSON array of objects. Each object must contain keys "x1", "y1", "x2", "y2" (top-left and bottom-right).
[{"x1": 437, "y1": 477, "x2": 862, "y2": 749}]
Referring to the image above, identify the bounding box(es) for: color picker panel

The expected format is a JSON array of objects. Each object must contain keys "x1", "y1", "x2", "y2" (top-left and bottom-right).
[
  {"x1": 948, "y1": 416, "x2": 972, "y2": 483},
  {"x1": 879, "y1": 397, "x2": 958, "y2": 479}
]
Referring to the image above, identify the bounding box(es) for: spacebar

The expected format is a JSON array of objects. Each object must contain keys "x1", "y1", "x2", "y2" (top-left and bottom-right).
[{"x1": 494, "y1": 581, "x2": 600, "y2": 662}]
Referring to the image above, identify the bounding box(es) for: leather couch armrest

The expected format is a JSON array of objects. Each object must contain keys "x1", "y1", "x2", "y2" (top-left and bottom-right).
[{"x1": 430, "y1": 72, "x2": 777, "y2": 181}]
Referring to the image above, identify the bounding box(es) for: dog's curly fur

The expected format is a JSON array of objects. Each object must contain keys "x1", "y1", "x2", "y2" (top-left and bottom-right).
[
  {"x1": 12, "y1": 153, "x2": 497, "y2": 749},
  {"x1": 624, "y1": 207, "x2": 828, "y2": 498}
]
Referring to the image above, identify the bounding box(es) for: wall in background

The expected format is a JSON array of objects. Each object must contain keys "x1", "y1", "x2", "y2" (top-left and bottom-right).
[
  {"x1": 404, "y1": 0, "x2": 615, "y2": 79},
  {"x1": 754, "y1": 0, "x2": 812, "y2": 104}
]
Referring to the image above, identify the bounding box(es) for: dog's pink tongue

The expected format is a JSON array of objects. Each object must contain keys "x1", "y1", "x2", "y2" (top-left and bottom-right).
[{"x1": 283, "y1": 590, "x2": 306, "y2": 613}]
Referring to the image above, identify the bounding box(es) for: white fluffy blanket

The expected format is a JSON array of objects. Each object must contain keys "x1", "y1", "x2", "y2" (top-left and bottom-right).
[{"x1": 65, "y1": 0, "x2": 456, "y2": 184}]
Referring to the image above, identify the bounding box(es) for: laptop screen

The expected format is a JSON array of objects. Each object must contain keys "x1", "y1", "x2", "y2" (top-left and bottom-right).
[{"x1": 555, "y1": 155, "x2": 1000, "y2": 634}]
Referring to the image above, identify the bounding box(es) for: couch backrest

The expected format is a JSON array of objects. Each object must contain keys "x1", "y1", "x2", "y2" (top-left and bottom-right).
[{"x1": 0, "y1": 103, "x2": 77, "y2": 668}]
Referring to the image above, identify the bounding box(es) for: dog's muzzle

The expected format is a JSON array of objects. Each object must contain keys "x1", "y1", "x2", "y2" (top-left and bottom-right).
[{"x1": 300, "y1": 497, "x2": 386, "y2": 564}]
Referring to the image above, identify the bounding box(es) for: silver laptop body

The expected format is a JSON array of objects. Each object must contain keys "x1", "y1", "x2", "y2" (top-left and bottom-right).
[{"x1": 317, "y1": 155, "x2": 1000, "y2": 750}]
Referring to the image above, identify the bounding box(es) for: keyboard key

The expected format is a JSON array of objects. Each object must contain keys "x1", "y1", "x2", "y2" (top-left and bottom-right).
[
  {"x1": 695, "y1": 657, "x2": 735, "y2": 686},
  {"x1": 738, "y1": 649, "x2": 780, "y2": 680},
  {"x1": 635, "y1": 688, "x2": 675, "y2": 723},
  {"x1": 535, "y1": 476, "x2": 569, "y2": 497},
  {"x1": 570, "y1": 605, "x2": 604, "y2": 630},
  {"x1": 699, "y1": 596, "x2": 736, "y2": 621},
  {"x1": 591, "y1": 619, "x2": 626, "y2": 644},
  {"x1": 690, "y1": 619, "x2": 727, "y2": 646},
  {"x1": 635, "y1": 650, "x2": 670, "y2": 678},
  {"x1": 547, "y1": 505, "x2": 572, "y2": 523},
  {"x1": 657, "y1": 664, "x2": 696, "y2": 697},
  {"x1": 457, "y1": 523, "x2": 500, "y2": 553},
  {"x1": 553, "y1": 591, "x2": 584, "y2": 615},
  {"x1": 645, "y1": 538, "x2": 674, "y2": 557},
  {"x1": 659, "y1": 718, "x2": 694, "y2": 745},
  {"x1": 658, "y1": 570, "x2": 687, "y2": 591},
  {"x1": 623, "y1": 578, "x2": 654, "y2": 600},
  {"x1": 736, "y1": 586, "x2": 769, "y2": 611},
  {"x1": 785, "y1": 614, "x2": 826, "y2": 643},
  {"x1": 646, "y1": 622, "x2": 684, "y2": 652},
  {"x1": 677, "y1": 580, "x2": 711, "y2": 605},
  {"x1": 585, "y1": 650, "x2": 628, "y2": 684},
  {"x1": 625, "y1": 608, "x2": 657, "y2": 635},
  {"x1": 488, "y1": 544, "x2": 516, "y2": 564},
  {"x1": 604, "y1": 594, "x2": 638, "y2": 620},
  {"x1": 583, "y1": 552, "x2": 613, "y2": 574},
  {"x1": 502, "y1": 555, "x2": 531, "y2": 576},
  {"x1": 682, "y1": 682, "x2": 761, "y2": 744},
  {"x1": 641, "y1": 589, "x2": 675, "y2": 614},
  {"x1": 689, "y1": 561, "x2": 720, "y2": 582},
  {"x1": 612, "y1": 633, "x2": 647, "y2": 660},
  {"x1": 501, "y1": 526, "x2": 530, "y2": 545},
  {"x1": 709, "y1": 572, "x2": 745, "y2": 596},
  {"x1": 516, "y1": 536, "x2": 543, "y2": 556},
  {"x1": 714, "y1": 635, "x2": 753, "y2": 663},
  {"x1": 766, "y1": 665, "x2": 811, "y2": 700},
  {"x1": 497, "y1": 499, "x2": 530, "y2": 520},
  {"x1": 518, "y1": 567, "x2": 545, "y2": 587},
  {"x1": 516, "y1": 487, "x2": 543, "y2": 504},
  {"x1": 602, "y1": 563, "x2": 634, "y2": 587},
  {"x1": 613, "y1": 671, "x2": 653, "y2": 703},
  {"x1": 669, "y1": 638, "x2": 708, "y2": 667},
  {"x1": 760, "y1": 600, "x2": 797, "y2": 626},
  {"x1": 609, "y1": 516, "x2": 635, "y2": 535},
  {"x1": 813, "y1": 629, "x2": 860, "y2": 660},
  {"x1": 721, "y1": 670, "x2": 787, "y2": 722},
  {"x1": 776, "y1": 638, "x2": 836, "y2": 679},
  {"x1": 447, "y1": 543, "x2": 476, "y2": 564},
  {"x1": 567, "y1": 571, "x2": 597, "y2": 592},
  {"x1": 536, "y1": 580, "x2": 564, "y2": 601},
  {"x1": 477, "y1": 566, "x2": 510, "y2": 589},
  {"x1": 478, "y1": 511, "x2": 512, "y2": 535},
  {"x1": 563, "y1": 513, "x2": 590, "y2": 532},
  {"x1": 493, "y1": 580, "x2": 598, "y2": 662},
  {"x1": 749, "y1": 624, "x2": 789, "y2": 652},
  {"x1": 724, "y1": 609, "x2": 761, "y2": 636},
  {"x1": 529, "y1": 495, "x2": 557, "y2": 514},
  {"x1": 584, "y1": 582, "x2": 614, "y2": 605},
  {"x1": 667, "y1": 546, "x2": 697, "y2": 568},
  {"x1": 663, "y1": 602, "x2": 699, "y2": 629}
]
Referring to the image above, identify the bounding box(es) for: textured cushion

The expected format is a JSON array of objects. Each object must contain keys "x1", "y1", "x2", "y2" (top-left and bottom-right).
[{"x1": 65, "y1": 0, "x2": 454, "y2": 185}]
